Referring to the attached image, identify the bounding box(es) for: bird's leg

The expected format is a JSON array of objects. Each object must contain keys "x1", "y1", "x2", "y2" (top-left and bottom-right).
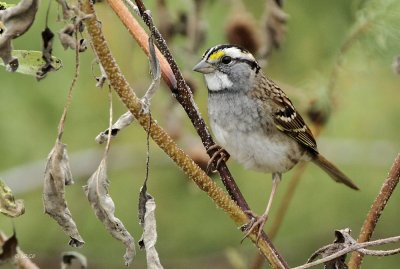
[
  {"x1": 206, "y1": 144, "x2": 230, "y2": 173},
  {"x1": 242, "y1": 172, "x2": 282, "y2": 242}
]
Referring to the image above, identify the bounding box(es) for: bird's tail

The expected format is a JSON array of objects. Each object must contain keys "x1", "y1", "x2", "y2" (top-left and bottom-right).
[{"x1": 312, "y1": 154, "x2": 359, "y2": 190}]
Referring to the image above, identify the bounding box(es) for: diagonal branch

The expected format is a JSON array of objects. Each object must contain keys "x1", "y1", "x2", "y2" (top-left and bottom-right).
[
  {"x1": 348, "y1": 154, "x2": 400, "y2": 268},
  {"x1": 81, "y1": 2, "x2": 288, "y2": 268}
]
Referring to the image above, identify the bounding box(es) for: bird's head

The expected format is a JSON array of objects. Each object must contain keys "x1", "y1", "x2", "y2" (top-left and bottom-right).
[{"x1": 193, "y1": 44, "x2": 260, "y2": 93}]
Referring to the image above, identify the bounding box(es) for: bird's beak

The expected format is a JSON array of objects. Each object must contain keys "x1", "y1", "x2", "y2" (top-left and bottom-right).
[{"x1": 193, "y1": 60, "x2": 215, "y2": 74}]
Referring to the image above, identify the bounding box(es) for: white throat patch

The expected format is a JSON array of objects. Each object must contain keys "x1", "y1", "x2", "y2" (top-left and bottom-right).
[{"x1": 204, "y1": 71, "x2": 233, "y2": 92}]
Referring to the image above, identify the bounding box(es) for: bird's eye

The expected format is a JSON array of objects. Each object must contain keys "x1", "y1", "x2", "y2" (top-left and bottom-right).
[{"x1": 221, "y1": 56, "x2": 232, "y2": 64}]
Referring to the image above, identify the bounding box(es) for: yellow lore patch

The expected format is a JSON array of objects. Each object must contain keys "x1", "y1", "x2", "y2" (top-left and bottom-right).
[{"x1": 208, "y1": 50, "x2": 225, "y2": 61}]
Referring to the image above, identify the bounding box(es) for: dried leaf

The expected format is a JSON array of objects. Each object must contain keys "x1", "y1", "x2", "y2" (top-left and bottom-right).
[
  {"x1": 95, "y1": 111, "x2": 135, "y2": 144},
  {"x1": 138, "y1": 185, "x2": 151, "y2": 227},
  {"x1": 138, "y1": 191, "x2": 164, "y2": 269},
  {"x1": 41, "y1": 27, "x2": 54, "y2": 65},
  {"x1": 0, "y1": 180, "x2": 24, "y2": 217},
  {"x1": 307, "y1": 228, "x2": 354, "y2": 269},
  {"x1": 0, "y1": 0, "x2": 39, "y2": 71},
  {"x1": 0, "y1": 50, "x2": 62, "y2": 76},
  {"x1": 56, "y1": 5, "x2": 92, "y2": 52},
  {"x1": 36, "y1": 27, "x2": 56, "y2": 80},
  {"x1": 43, "y1": 140, "x2": 84, "y2": 247},
  {"x1": 84, "y1": 159, "x2": 136, "y2": 266},
  {"x1": 58, "y1": 24, "x2": 77, "y2": 51},
  {"x1": 61, "y1": 251, "x2": 87, "y2": 269},
  {"x1": 58, "y1": 23, "x2": 87, "y2": 52},
  {"x1": 0, "y1": 232, "x2": 17, "y2": 265}
]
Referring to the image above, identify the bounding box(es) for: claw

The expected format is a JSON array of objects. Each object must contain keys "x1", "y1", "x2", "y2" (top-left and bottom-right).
[
  {"x1": 206, "y1": 144, "x2": 230, "y2": 173},
  {"x1": 240, "y1": 211, "x2": 268, "y2": 243}
]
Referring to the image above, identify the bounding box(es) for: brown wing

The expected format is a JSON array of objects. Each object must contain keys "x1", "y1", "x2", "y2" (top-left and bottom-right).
[{"x1": 268, "y1": 81, "x2": 318, "y2": 153}]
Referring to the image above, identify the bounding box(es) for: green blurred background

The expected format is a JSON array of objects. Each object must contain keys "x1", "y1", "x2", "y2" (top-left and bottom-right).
[{"x1": 0, "y1": 0, "x2": 399, "y2": 268}]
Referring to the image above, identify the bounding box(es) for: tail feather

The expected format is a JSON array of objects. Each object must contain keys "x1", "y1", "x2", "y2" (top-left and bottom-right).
[{"x1": 312, "y1": 154, "x2": 359, "y2": 190}]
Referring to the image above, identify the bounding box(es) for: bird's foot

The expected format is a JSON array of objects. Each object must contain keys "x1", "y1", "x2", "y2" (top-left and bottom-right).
[
  {"x1": 240, "y1": 211, "x2": 268, "y2": 243},
  {"x1": 206, "y1": 144, "x2": 230, "y2": 174}
]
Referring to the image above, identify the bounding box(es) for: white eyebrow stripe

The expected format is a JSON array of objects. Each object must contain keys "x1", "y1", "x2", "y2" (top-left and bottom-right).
[
  {"x1": 223, "y1": 47, "x2": 255, "y2": 62},
  {"x1": 203, "y1": 45, "x2": 256, "y2": 62}
]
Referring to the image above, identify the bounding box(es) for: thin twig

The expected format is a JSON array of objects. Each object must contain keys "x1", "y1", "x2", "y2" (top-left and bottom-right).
[
  {"x1": 144, "y1": 111, "x2": 151, "y2": 187},
  {"x1": 348, "y1": 154, "x2": 400, "y2": 268},
  {"x1": 44, "y1": 0, "x2": 52, "y2": 28},
  {"x1": 293, "y1": 235, "x2": 400, "y2": 269},
  {"x1": 57, "y1": 26, "x2": 80, "y2": 139},
  {"x1": 358, "y1": 247, "x2": 400, "y2": 256},
  {"x1": 104, "y1": 85, "x2": 113, "y2": 156}
]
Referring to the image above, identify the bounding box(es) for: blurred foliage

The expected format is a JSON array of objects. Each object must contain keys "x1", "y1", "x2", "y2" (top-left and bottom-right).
[{"x1": 0, "y1": 0, "x2": 399, "y2": 268}]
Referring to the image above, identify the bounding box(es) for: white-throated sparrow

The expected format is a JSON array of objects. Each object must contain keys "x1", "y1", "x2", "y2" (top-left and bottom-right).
[{"x1": 193, "y1": 44, "x2": 359, "y2": 239}]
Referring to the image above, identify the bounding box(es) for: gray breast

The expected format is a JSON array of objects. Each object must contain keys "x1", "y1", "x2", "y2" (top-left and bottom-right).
[
  {"x1": 207, "y1": 91, "x2": 305, "y2": 173},
  {"x1": 208, "y1": 91, "x2": 272, "y2": 134}
]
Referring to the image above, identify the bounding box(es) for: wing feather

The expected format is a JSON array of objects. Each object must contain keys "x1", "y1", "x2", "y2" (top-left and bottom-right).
[{"x1": 267, "y1": 80, "x2": 318, "y2": 153}]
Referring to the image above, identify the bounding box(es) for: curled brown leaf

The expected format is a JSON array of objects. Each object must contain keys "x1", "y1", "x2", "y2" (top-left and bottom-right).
[
  {"x1": 84, "y1": 159, "x2": 136, "y2": 266},
  {"x1": 58, "y1": 24, "x2": 83, "y2": 52},
  {"x1": 307, "y1": 228, "x2": 354, "y2": 269},
  {"x1": 138, "y1": 191, "x2": 164, "y2": 269},
  {"x1": 43, "y1": 139, "x2": 84, "y2": 247},
  {"x1": 36, "y1": 27, "x2": 56, "y2": 80},
  {"x1": 0, "y1": 0, "x2": 39, "y2": 71},
  {"x1": 55, "y1": 2, "x2": 92, "y2": 53}
]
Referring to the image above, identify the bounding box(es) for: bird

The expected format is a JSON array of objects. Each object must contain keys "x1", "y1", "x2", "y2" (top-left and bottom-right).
[{"x1": 193, "y1": 44, "x2": 359, "y2": 239}]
